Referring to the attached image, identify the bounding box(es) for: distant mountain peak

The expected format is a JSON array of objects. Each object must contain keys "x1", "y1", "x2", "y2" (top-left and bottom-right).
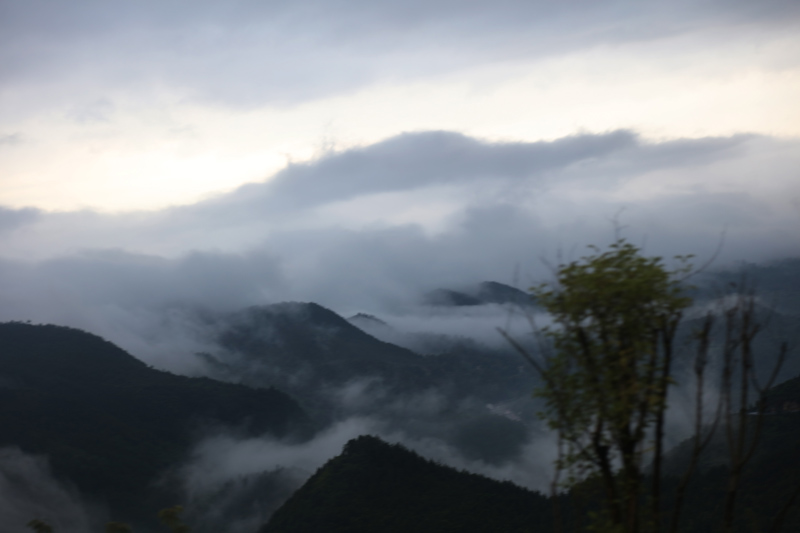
[
  {"x1": 423, "y1": 281, "x2": 534, "y2": 307},
  {"x1": 347, "y1": 313, "x2": 390, "y2": 330}
]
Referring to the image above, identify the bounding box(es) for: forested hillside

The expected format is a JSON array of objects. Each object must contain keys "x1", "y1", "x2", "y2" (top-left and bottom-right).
[
  {"x1": 0, "y1": 322, "x2": 311, "y2": 529},
  {"x1": 197, "y1": 300, "x2": 538, "y2": 466},
  {"x1": 0, "y1": 264, "x2": 797, "y2": 532},
  {"x1": 202, "y1": 300, "x2": 535, "y2": 411},
  {"x1": 262, "y1": 435, "x2": 554, "y2": 533}
]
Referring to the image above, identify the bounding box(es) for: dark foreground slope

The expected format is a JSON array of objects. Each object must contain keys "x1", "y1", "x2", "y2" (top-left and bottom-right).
[
  {"x1": 262, "y1": 435, "x2": 553, "y2": 533},
  {"x1": 658, "y1": 375, "x2": 800, "y2": 533},
  {"x1": 0, "y1": 322, "x2": 310, "y2": 527}
]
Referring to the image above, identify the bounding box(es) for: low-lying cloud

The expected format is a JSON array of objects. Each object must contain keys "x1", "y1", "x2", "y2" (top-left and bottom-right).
[
  {"x1": 174, "y1": 413, "x2": 559, "y2": 529},
  {"x1": 0, "y1": 130, "x2": 796, "y2": 373}
]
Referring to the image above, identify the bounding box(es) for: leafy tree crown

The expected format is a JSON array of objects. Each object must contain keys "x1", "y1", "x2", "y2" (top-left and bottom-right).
[{"x1": 531, "y1": 240, "x2": 692, "y2": 482}]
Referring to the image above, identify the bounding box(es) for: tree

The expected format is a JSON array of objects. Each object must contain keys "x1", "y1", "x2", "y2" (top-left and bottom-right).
[
  {"x1": 501, "y1": 240, "x2": 799, "y2": 533},
  {"x1": 502, "y1": 240, "x2": 692, "y2": 533},
  {"x1": 712, "y1": 280, "x2": 789, "y2": 533},
  {"x1": 158, "y1": 505, "x2": 191, "y2": 533},
  {"x1": 26, "y1": 520, "x2": 54, "y2": 533}
]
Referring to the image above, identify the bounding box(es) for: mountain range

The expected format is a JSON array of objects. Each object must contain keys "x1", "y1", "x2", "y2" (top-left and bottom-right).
[{"x1": 0, "y1": 270, "x2": 797, "y2": 532}]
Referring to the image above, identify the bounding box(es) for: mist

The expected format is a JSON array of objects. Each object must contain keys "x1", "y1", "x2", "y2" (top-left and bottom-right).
[
  {"x1": 0, "y1": 130, "x2": 796, "y2": 375},
  {"x1": 171, "y1": 412, "x2": 559, "y2": 530},
  {"x1": 0, "y1": 448, "x2": 100, "y2": 533}
]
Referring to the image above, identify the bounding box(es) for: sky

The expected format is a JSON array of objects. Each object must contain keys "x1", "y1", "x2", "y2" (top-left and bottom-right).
[{"x1": 1, "y1": 0, "x2": 800, "y2": 357}]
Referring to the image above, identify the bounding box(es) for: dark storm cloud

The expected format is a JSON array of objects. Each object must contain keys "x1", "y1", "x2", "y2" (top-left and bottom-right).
[
  {"x1": 0, "y1": 129, "x2": 758, "y2": 259},
  {"x1": 2, "y1": 0, "x2": 799, "y2": 106},
  {"x1": 214, "y1": 130, "x2": 639, "y2": 212},
  {"x1": 0, "y1": 130, "x2": 787, "y2": 261},
  {"x1": 193, "y1": 129, "x2": 752, "y2": 221}
]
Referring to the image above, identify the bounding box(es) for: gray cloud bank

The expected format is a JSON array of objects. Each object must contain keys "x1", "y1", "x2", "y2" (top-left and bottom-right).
[
  {"x1": 2, "y1": 0, "x2": 799, "y2": 109},
  {"x1": 0, "y1": 129, "x2": 798, "y2": 369}
]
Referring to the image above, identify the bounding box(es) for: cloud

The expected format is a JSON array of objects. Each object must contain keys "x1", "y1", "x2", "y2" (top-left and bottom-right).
[
  {"x1": 0, "y1": 247, "x2": 288, "y2": 373},
  {"x1": 0, "y1": 448, "x2": 99, "y2": 533},
  {"x1": 66, "y1": 98, "x2": 115, "y2": 123},
  {"x1": 0, "y1": 130, "x2": 796, "y2": 371},
  {"x1": 354, "y1": 304, "x2": 542, "y2": 353},
  {"x1": 0, "y1": 129, "x2": 777, "y2": 257},
  {"x1": 3, "y1": 0, "x2": 798, "y2": 214},
  {"x1": 177, "y1": 410, "x2": 559, "y2": 502},
  {"x1": 247, "y1": 130, "x2": 638, "y2": 209},
  {"x1": 2, "y1": 0, "x2": 798, "y2": 109},
  {"x1": 173, "y1": 412, "x2": 558, "y2": 532},
  {"x1": 0, "y1": 206, "x2": 40, "y2": 232},
  {"x1": 180, "y1": 418, "x2": 378, "y2": 493},
  {"x1": 0, "y1": 133, "x2": 23, "y2": 147}
]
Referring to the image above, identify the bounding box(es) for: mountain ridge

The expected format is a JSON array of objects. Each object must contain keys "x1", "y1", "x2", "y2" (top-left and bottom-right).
[{"x1": 0, "y1": 321, "x2": 312, "y2": 529}]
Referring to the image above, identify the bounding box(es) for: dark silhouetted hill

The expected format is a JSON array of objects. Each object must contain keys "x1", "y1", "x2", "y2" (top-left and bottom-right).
[
  {"x1": 0, "y1": 322, "x2": 310, "y2": 527},
  {"x1": 262, "y1": 435, "x2": 552, "y2": 533}
]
